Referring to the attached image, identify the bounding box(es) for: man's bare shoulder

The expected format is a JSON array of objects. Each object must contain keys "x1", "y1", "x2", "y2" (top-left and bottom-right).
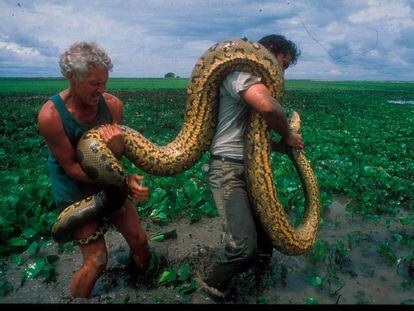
[
  {"x1": 38, "y1": 100, "x2": 63, "y2": 135},
  {"x1": 38, "y1": 100, "x2": 59, "y2": 123}
]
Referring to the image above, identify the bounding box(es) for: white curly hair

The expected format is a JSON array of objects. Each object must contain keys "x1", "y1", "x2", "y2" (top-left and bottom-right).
[{"x1": 59, "y1": 41, "x2": 113, "y2": 80}]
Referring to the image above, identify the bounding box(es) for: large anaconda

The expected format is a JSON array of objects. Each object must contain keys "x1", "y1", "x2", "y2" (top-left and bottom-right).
[{"x1": 51, "y1": 38, "x2": 320, "y2": 255}]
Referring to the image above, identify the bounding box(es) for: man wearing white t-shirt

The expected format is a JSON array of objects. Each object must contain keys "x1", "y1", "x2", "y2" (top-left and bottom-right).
[{"x1": 197, "y1": 34, "x2": 303, "y2": 298}]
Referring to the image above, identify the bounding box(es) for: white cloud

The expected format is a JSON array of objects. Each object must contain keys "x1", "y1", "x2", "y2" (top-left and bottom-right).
[
  {"x1": 0, "y1": 0, "x2": 413, "y2": 80},
  {"x1": 348, "y1": 0, "x2": 413, "y2": 26},
  {"x1": 0, "y1": 42, "x2": 40, "y2": 56}
]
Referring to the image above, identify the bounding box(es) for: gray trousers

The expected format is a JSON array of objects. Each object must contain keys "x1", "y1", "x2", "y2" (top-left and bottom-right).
[{"x1": 205, "y1": 158, "x2": 273, "y2": 289}]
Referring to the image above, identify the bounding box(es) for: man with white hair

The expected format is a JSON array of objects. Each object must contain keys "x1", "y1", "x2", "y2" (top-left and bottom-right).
[{"x1": 38, "y1": 41, "x2": 150, "y2": 298}]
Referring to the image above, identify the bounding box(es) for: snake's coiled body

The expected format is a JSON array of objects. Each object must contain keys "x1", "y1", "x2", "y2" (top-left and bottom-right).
[{"x1": 52, "y1": 38, "x2": 320, "y2": 255}]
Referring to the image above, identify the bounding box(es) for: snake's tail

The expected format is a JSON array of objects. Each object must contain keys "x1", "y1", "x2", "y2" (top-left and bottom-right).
[
  {"x1": 289, "y1": 110, "x2": 301, "y2": 133},
  {"x1": 246, "y1": 111, "x2": 320, "y2": 255},
  {"x1": 51, "y1": 187, "x2": 127, "y2": 243}
]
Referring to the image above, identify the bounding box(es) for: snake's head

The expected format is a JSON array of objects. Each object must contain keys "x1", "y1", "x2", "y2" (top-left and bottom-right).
[{"x1": 289, "y1": 110, "x2": 301, "y2": 133}]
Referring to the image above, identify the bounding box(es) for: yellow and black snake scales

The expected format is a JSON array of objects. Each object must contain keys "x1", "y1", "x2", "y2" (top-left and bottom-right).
[{"x1": 51, "y1": 38, "x2": 320, "y2": 255}]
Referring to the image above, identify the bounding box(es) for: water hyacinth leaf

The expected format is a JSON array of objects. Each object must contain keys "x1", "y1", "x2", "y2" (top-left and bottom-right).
[
  {"x1": 386, "y1": 216, "x2": 391, "y2": 226},
  {"x1": 20, "y1": 258, "x2": 45, "y2": 285},
  {"x1": 150, "y1": 211, "x2": 168, "y2": 223},
  {"x1": 167, "y1": 268, "x2": 178, "y2": 284},
  {"x1": 149, "y1": 229, "x2": 177, "y2": 242},
  {"x1": 152, "y1": 188, "x2": 167, "y2": 203},
  {"x1": 11, "y1": 255, "x2": 24, "y2": 266},
  {"x1": 0, "y1": 215, "x2": 9, "y2": 227},
  {"x1": 6, "y1": 195, "x2": 19, "y2": 208},
  {"x1": 8, "y1": 237, "x2": 27, "y2": 247},
  {"x1": 311, "y1": 276, "x2": 322, "y2": 286},
  {"x1": 178, "y1": 264, "x2": 190, "y2": 281},
  {"x1": 22, "y1": 227, "x2": 37, "y2": 239},
  {"x1": 176, "y1": 281, "x2": 197, "y2": 295},
  {"x1": 157, "y1": 270, "x2": 171, "y2": 284},
  {"x1": 42, "y1": 240, "x2": 54, "y2": 249},
  {"x1": 198, "y1": 202, "x2": 217, "y2": 216},
  {"x1": 394, "y1": 234, "x2": 403, "y2": 242},
  {"x1": 45, "y1": 212, "x2": 58, "y2": 227},
  {"x1": 0, "y1": 280, "x2": 13, "y2": 297},
  {"x1": 149, "y1": 233, "x2": 165, "y2": 242},
  {"x1": 25, "y1": 241, "x2": 39, "y2": 255},
  {"x1": 306, "y1": 297, "x2": 319, "y2": 304},
  {"x1": 184, "y1": 179, "x2": 203, "y2": 207}
]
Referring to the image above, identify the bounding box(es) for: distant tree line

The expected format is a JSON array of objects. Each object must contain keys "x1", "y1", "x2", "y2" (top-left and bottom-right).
[{"x1": 164, "y1": 72, "x2": 181, "y2": 78}]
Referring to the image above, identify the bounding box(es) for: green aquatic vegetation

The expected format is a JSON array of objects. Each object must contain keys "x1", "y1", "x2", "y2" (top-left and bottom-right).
[
  {"x1": 334, "y1": 240, "x2": 351, "y2": 266},
  {"x1": 305, "y1": 296, "x2": 319, "y2": 304},
  {"x1": 1, "y1": 80, "x2": 413, "y2": 299},
  {"x1": 157, "y1": 263, "x2": 197, "y2": 299},
  {"x1": 377, "y1": 240, "x2": 397, "y2": 266},
  {"x1": 19, "y1": 254, "x2": 59, "y2": 285},
  {"x1": 0, "y1": 279, "x2": 13, "y2": 297},
  {"x1": 306, "y1": 240, "x2": 329, "y2": 265}
]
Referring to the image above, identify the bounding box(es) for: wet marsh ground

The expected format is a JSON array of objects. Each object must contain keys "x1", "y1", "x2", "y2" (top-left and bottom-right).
[{"x1": 1, "y1": 197, "x2": 413, "y2": 305}]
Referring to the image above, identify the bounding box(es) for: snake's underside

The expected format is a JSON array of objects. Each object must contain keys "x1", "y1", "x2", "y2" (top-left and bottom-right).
[{"x1": 52, "y1": 38, "x2": 320, "y2": 255}]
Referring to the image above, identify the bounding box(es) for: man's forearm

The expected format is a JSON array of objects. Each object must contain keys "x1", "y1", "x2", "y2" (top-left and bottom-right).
[
  {"x1": 262, "y1": 99, "x2": 290, "y2": 140},
  {"x1": 65, "y1": 163, "x2": 95, "y2": 184}
]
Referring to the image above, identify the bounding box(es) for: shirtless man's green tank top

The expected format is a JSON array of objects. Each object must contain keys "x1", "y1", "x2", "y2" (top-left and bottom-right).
[{"x1": 47, "y1": 94, "x2": 113, "y2": 208}]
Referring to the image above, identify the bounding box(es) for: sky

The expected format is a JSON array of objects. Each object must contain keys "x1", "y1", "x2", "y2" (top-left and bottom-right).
[{"x1": 1, "y1": 0, "x2": 414, "y2": 81}]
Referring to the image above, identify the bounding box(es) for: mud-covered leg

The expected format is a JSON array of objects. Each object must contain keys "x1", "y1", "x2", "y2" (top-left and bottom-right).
[
  {"x1": 69, "y1": 221, "x2": 108, "y2": 298},
  {"x1": 109, "y1": 199, "x2": 150, "y2": 273}
]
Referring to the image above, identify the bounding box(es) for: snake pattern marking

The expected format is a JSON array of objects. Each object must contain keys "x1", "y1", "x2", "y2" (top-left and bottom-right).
[{"x1": 52, "y1": 38, "x2": 320, "y2": 255}]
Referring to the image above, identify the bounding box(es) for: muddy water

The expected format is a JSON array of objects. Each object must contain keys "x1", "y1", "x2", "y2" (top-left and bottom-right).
[{"x1": 1, "y1": 197, "x2": 413, "y2": 304}]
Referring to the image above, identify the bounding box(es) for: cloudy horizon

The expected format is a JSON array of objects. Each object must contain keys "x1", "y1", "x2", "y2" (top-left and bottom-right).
[{"x1": 1, "y1": 0, "x2": 414, "y2": 81}]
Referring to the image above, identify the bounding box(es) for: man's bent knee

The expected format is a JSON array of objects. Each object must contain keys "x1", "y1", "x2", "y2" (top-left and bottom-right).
[{"x1": 85, "y1": 252, "x2": 108, "y2": 273}]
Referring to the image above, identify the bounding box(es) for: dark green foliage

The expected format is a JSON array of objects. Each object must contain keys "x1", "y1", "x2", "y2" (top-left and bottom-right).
[
  {"x1": 164, "y1": 72, "x2": 176, "y2": 78},
  {"x1": 0, "y1": 79, "x2": 413, "y2": 298}
]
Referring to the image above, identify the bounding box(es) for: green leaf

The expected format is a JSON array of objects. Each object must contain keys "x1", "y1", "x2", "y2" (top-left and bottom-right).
[
  {"x1": 0, "y1": 280, "x2": 13, "y2": 297},
  {"x1": 167, "y1": 268, "x2": 178, "y2": 284},
  {"x1": 310, "y1": 276, "x2": 322, "y2": 286},
  {"x1": 385, "y1": 216, "x2": 391, "y2": 226},
  {"x1": 178, "y1": 264, "x2": 190, "y2": 281},
  {"x1": 394, "y1": 234, "x2": 403, "y2": 242},
  {"x1": 20, "y1": 259, "x2": 45, "y2": 285},
  {"x1": 157, "y1": 270, "x2": 171, "y2": 284},
  {"x1": 8, "y1": 237, "x2": 28, "y2": 247},
  {"x1": 175, "y1": 281, "x2": 197, "y2": 295},
  {"x1": 306, "y1": 297, "x2": 319, "y2": 304},
  {"x1": 25, "y1": 241, "x2": 39, "y2": 255},
  {"x1": 149, "y1": 233, "x2": 165, "y2": 242},
  {"x1": 6, "y1": 195, "x2": 19, "y2": 208},
  {"x1": 11, "y1": 255, "x2": 24, "y2": 266},
  {"x1": 45, "y1": 211, "x2": 58, "y2": 226},
  {"x1": 22, "y1": 227, "x2": 37, "y2": 239}
]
